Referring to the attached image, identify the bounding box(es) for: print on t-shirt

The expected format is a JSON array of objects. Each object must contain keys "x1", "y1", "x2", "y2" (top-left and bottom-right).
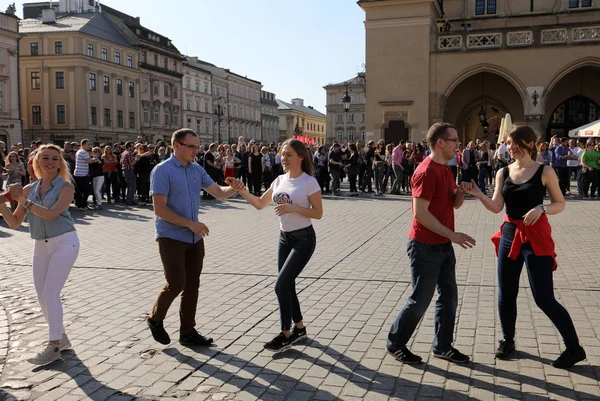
[{"x1": 273, "y1": 192, "x2": 292, "y2": 204}]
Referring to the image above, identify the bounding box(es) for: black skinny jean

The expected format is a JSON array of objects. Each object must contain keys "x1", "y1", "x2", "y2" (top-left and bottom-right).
[
  {"x1": 497, "y1": 223, "x2": 580, "y2": 349},
  {"x1": 104, "y1": 171, "x2": 119, "y2": 201},
  {"x1": 73, "y1": 175, "x2": 90, "y2": 208},
  {"x1": 348, "y1": 173, "x2": 358, "y2": 192},
  {"x1": 276, "y1": 226, "x2": 316, "y2": 331}
]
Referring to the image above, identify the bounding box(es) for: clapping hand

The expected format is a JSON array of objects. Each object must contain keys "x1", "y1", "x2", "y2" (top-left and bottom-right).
[{"x1": 7, "y1": 183, "x2": 23, "y2": 199}]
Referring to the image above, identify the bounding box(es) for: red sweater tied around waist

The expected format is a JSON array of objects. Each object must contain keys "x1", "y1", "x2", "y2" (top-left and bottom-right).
[{"x1": 491, "y1": 214, "x2": 558, "y2": 271}]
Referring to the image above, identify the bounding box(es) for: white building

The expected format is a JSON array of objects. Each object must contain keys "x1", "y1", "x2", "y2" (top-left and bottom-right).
[{"x1": 182, "y1": 57, "x2": 213, "y2": 143}]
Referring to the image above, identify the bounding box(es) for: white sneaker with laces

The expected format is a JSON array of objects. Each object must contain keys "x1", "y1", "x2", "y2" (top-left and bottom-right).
[
  {"x1": 27, "y1": 343, "x2": 61, "y2": 365},
  {"x1": 59, "y1": 333, "x2": 72, "y2": 351}
]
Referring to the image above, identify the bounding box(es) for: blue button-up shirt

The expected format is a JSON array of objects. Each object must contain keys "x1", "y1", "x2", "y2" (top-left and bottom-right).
[
  {"x1": 554, "y1": 145, "x2": 569, "y2": 168},
  {"x1": 150, "y1": 156, "x2": 214, "y2": 244},
  {"x1": 27, "y1": 175, "x2": 75, "y2": 240}
]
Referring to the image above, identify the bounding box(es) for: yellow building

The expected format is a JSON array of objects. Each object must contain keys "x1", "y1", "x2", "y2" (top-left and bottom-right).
[
  {"x1": 359, "y1": 0, "x2": 600, "y2": 144},
  {"x1": 0, "y1": 11, "x2": 22, "y2": 147},
  {"x1": 277, "y1": 98, "x2": 326, "y2": 144},
  {"x1": 20, "y1": 5, "x2": 140, "y2": 145}
]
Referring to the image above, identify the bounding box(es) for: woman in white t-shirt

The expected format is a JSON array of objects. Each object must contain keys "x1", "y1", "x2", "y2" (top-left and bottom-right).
[{"x1": 233, "y1": 139, "x2": 323, "y2": 353}]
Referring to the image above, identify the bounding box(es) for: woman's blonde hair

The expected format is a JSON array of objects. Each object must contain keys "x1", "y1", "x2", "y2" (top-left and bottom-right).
[
  {"x1": 33, "y1": 144, "x2": 72, "y2": 183},
  {"x1": 4, "y1": 151, "x2": 19, "y2": 165},
  {"x1": 103, "y1": 145, "x2": 113, "y2": 157}
]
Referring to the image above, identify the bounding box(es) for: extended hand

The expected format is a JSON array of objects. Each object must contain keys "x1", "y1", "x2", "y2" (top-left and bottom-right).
[
  {"x1": 523, "y1": 206, "x2": 543, "y2": 226},
  {"x1": 450, "y1": 232, "x2": 476, "y2": 249},
  {"x1": 274, "y1": 204, "x2": 295, "y2": 216},
  {"x1": 188, "y1": 221, "x2": 209, "y2": 237},
  {"x1": 7, "y1": 184, "x2": 23, "y2": 199},
  {"x1": 460, "y1": 180, "x2": 482, "y2": 197}
]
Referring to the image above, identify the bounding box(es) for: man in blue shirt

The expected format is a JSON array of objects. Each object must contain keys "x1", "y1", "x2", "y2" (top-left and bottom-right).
[
  {"x1": 554, "y1": 137, "x2": 570, "y2": 196},
  {"x1": 146, "y1": 128, "x2": 239, "y2": 347}
]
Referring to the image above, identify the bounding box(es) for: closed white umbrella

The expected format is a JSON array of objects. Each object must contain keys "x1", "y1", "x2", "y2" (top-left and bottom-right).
[{"x1": 498, "y1": 113, "x2": 512, "y2": 143}]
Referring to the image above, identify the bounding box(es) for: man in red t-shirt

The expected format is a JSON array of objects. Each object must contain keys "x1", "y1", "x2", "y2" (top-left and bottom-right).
[{"x1": 387, "y1": 122, "x2": 476, "y2": 365}]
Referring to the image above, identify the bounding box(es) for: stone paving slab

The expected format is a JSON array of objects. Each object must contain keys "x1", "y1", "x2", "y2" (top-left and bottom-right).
[{"x1": 0, "y1": 191, "x2": 599, "y2": 400}]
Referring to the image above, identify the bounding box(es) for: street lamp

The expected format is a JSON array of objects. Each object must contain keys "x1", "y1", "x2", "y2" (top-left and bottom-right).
[
  {"x1": 342, "y1": 83, "x2": 351, "y2": 113},
  {"x1": 214, "y1": 100, "x2": 224, "y2": 145}
]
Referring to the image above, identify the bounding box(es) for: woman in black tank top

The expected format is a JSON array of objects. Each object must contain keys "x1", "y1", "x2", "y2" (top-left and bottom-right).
[{"x1": 462, "y1": 125, "x2": 586, "y2": 369}]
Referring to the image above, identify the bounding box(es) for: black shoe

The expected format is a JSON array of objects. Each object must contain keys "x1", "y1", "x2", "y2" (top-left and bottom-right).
[
  {"x1": 495, "y1": 340, "x2": 516, "y2": 359},
  {"x1": 552, "y1": 346, "x2": 586, "y2": 369},
  {"x1": 264, "y1": 333, "x2": 292, "y2": 353},
  {"x1": 146, "y1": 317, "x2": 170, "y2": 345},
  {"x1": 432, "y1": 347, "x2": 470, "y2": 363},
  {"x1": 179, "y1": 330, "x2": 214, "y2": 346},
  {"x1": 289, "y1": 326, "x2": 307, "y2": 344},
  {"x1": 387, "y1": 344, "x2": 422, "y2": 364}
]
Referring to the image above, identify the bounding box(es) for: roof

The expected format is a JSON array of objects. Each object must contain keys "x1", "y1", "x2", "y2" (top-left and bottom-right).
[
  {"x1": 276, "y1": 99, "x2": 326, "y2": 118},
  {"x1": 19, "y1": 12, "x2": 134, "y2": 48},
  {"x1": 324, "y1": 75, "x2": 365, "y2": 88}
]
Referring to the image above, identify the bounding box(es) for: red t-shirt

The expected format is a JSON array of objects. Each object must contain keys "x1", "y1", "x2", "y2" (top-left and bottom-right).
[{"x1": 408, "y1": 157, "x2": 457, "y2": 244}]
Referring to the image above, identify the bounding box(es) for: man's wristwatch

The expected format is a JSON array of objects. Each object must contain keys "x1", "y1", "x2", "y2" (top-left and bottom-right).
[{"x1": 541, "y1": 205, "x2": 548, "y2": 214}]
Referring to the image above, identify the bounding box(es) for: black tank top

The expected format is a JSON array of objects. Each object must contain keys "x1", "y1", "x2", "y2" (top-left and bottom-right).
[{"x1": 502, "y1": 164, "x2": 545, "y2": 220}]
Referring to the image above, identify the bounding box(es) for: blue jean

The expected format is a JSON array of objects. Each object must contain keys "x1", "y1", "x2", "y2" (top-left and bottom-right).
[
  {"x1": 124, "y1": 170, "x2": 137, "y2": 204},
  {"x1": 498, "y1": 223, "x2": 579, "y2": 349},
  {"x1": 276, "y1": 226, "x2": 316, "y2": 331},
  {"x1": 388, "y1": 240, "x2": 458, "y2": 352}
]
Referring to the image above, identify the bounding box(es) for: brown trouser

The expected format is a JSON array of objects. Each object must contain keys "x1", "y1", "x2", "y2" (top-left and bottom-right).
[{"x1": 149, "y1": 237, "x2": 205, "y2": 334}]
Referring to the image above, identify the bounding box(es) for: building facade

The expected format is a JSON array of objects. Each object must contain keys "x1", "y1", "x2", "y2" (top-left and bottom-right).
[
  {"x1": 227, "y1": 72, "x2": 262, "y2": 143},
  {"x1": 324, "y1": 76, "x2": 366, "y2": 144},
  {"x1": 359, "y1": 0, "x2": 600, "y2": 144},
  {"x1": 261, "y1": 90, "x2": 279, "y2": 144},
  {"x1": 191, "y1": 58, "x2": 229, "y2": 145},
  {"x1": 19, "y1": 2, "x2": 140, "y2": 145},
  {"x1": 277, "y1": 98, "x2": 326, "y2": 144},
  {"x1": 0, "y1": 11, "x2": 22, "y2": 147},
  {"x1": 182, "y1": 57, "x2": 212, "y2": 143}
]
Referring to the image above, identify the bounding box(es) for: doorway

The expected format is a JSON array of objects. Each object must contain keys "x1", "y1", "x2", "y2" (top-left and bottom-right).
[{"x1": 384, "y1": 120, "x2": 408, "y2": 145}]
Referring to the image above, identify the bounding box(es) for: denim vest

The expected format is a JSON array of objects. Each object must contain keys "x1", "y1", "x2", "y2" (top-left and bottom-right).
[{"x1": 27, "y1": 176, "x2": 75, "y2": 240}]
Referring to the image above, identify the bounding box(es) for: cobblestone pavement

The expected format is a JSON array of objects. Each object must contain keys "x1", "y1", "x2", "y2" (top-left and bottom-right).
[{"x1": 1, "y1": 187, "x2": 600, "y2": 401}]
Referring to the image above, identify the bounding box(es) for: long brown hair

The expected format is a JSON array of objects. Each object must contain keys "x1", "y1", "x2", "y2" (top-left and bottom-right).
[
  {"x1": 279, "y1": 139, "x2": 315, "y2": 176},
  {"x1": 32, "y1": 144, "x2": 72, "y2": 183},
  {"x1": 508, "y1": 124, "x2": 538, "y2": 160}
]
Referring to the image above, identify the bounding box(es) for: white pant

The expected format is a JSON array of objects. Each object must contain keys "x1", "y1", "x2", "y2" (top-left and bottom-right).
[
  {"x1": 92, "y1": 176, "x2": 105, "y2": 206},
  {"x1": 32, "y1": 231, "x2": 80, "y2": 341}
]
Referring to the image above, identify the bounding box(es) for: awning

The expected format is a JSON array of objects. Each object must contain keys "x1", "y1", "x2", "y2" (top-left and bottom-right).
[{"x1": 568, "y1": 119, "x2": 600, "y2": 138}]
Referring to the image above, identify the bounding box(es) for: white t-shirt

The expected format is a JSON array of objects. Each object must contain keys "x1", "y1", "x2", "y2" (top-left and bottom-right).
[
  {"x1": 74, "y1": 148, "x2": 90, "y2": 177},
  {"x1": 567, "y1": 146, "x2": 583, "y2": 168},
  {"x1": 270, "y1": 172, "x2": 321, "y2": 232}
]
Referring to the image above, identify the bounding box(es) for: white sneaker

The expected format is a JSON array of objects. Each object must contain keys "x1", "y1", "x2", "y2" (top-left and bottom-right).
[
  {"x1": 27, "y1": 343, "x2": 61, "y2": 365},
  {"x1": 59, "y1": 333, "x2": 72, "y2": 351}
]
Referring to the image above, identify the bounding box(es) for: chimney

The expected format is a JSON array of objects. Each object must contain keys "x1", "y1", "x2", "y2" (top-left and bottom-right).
[
  {"x1": 42, "y1": 8, "x2": 56, "y2": 24},
  {"x1": 291, "y1": 98, "x2": 304, "y2": 107}
]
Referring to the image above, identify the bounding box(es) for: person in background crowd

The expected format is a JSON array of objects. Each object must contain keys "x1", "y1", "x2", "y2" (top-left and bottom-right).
[
  {"x1": 136, "y1": 144, "x2": 157, "y2": 205},
  {"x1": 566, "y1": 139, "x2": 583, "y2": 196},
  {"x1": 403, "y1": 142, "x2": 414, "y2": 193},
  {"x1": 391, "y1": 141, "x2": 405, "y2": 195},
  {"x1": 102, "y1": 146, "x2": 119, "y2": 203},
  {"x1": 89, "y1": 147, "x2": 104, "y2": 210},
  {"x1": 554, "y1": 137, "x2": 570, "y2": 196},
  {"x1": 2, "y1": 151, "x2": 26, "y2": 210},
  {"x1": 73, "y1": 139, "x2": 96, "y2": 211},
  {"x1": 262, "y1": 146, "x2": 274, "y2": 191},
  {"x1": 387, "y1": 122, "x2": 474, "y2": 365},
  {"x1": 463, "y1": 125, "x2": 586, "y2": 369},
  {"x1": 373, "y1": 141, "x2": 386, "y2": 196},
  {"x1": 63, "y1": 142, "x2": 76, "y2": 174},
  {"x1": 413, "y1": 143, "x2": 425, "y2": 170},
  {"x1": 347, "y1": 143, "x2": 360, "y2": 196},
  {"x1": 231, "y1": 144, "x2": 242, "y2": 179},
  {"x1": 329, "y1": 143, "x2": 344, "y2": 196},
  {"x1": 157, "y1": 146, "x2": 168, "y2": 162},
  {"x1": 314, "y1": 145, "x2": 328, "y2": 194},
  {"x1": 224, "y1": 148, "x2": 240, "y2": 181},
  {"x1": 581, "y1": 139, "x2": 600, "y2": 200},
  {"x1": 239, "y1": 144, "x2": 249, "y2": 188},
  {"x1": 248, "y1": 143, "x2": 264, "y2": 197},
  {"x1": 357, "y1": 141, "x2": 367, "y2": 191},
  {"x1": 22, "y1": 148, "x2": 31, "y2": 185},
  {"x1": 382, "y1": 143, "x2": 394, "y2": 194},
  {"x1": 363, "y1": 141, "x2": 375, "y2": 193},
  {"x1": 120, "y1": 141, "x2": 138, "y2": 206},
  {"x1": 447, "y1": 145, "x2": 458, "y2": 184},
  {"x1": 461, "y1": 141, "x2": 477, "y2": 183},
  {"x1": 537, "y1": 142, "x2": 552, "y2": 166},
  {"x1": 27, "y1": 141, "x2": 42, "y2": 182},
  {"x1": 0, "y1": 145, "x2": 79, "y2": 366},
  {"x1": 235, "y1": 139, "x2": 323, "y2": 353},
  {"x1": 476, "y1": 142, "x2": 489, "y2": 193},
  {"x1": 487, "y1": 143, "x2": 495, "y2": 187},
  {"x1": 113, "y1": 144, "x2": 126, "y2": 202}
]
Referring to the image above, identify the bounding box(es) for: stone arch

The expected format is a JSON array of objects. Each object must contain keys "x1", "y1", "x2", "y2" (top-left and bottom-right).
[{"x1": 544, "y1": 57, "x2": 600, "y2": 104}]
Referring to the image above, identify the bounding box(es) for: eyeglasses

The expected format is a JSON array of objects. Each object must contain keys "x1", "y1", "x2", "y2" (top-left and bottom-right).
[{"x1": 177, "y1": 142, "x2": 201, "y2": 152}]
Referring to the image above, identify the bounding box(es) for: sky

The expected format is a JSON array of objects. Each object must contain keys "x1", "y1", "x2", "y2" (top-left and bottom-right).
[{"x1": 10, "y1": 0, "x2": 366, "y2": 112}]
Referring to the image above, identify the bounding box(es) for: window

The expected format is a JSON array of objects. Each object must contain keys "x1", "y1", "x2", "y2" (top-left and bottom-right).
[
  {"x1": 129, "y1": 82, "x2": 135, "y2": 98},
  {"x1": 117, "y1": 110, "x2": 123, "y2": 128},
  {"x1": 55, "y1": 72, "x2": 65, "y2": 89},
  {"x1": 89, "y1": 73, "x2": 96, "y2": 90},
  {"x1": 154, "y1": 54, "x2": 158, "y2": 65},
  {"x1": 205, "y1": 119, "x2": 210, "y2": 134},
  {"x1": 114, "y1": 51, "x2": 120, "y2": 64},
  {"x1": 104, "y1": 108, "x2": 111, "y2": 126},
  {"x1": 164, "y1": 57, "x2": 168, "y2": 69},
  {"x1": 56, "y1": 105, "x2": 65, "y2": 124},
  {"x1": 362, "y1": 113, "x2": 365, "y2": 122},
  {"x1": 31, "y1": 72, "x2": 40, "y2": 90},
  {"x1": 187, "y1": 98, "x2": 191, "y2": 110},
  {"x1": 116, "y1": 79, "x2": 123, "y2": 96},
  {"x1": 173, "y1": 85, "x2": 178, "y2": 99},
  {"x1": 475, "y1": 0, "x2": 496, "y2": 15},
  {"x1": 569, "y1": 0, "x2": 592, "y2": 7},
  {"x1": 361, "y1": 130, "x2": 366, "y2": 142},
  {"x1": 204, "y1": 102, "x2": 209, "y2": 113},
  {"x1": 30, "y1": 42, "x2": 39, "y2": 56},
  {"x1": 204, "y1": 82, "x2": 209, "y2": 93},
  {"x1": 142, "y1": 51, "x2": 146, "y2": 63},
  {"x1": 87, "y1": 44, "x2": 94, "y2": 57},
  {"x1": 142, "y1": 78, "x2": 148, "y2": 93},
  {"x1": 336, "y1": 114, "x2": 343, "y2": 123},
  {"x1": 165, "y1": 107, "x2": 171, "y2": 125},
  {"x1": 164, "y1": 83, "x2": 170, "y2": 97},
  {"x1": 186, "y1": 77, "x2": 191, "y2": 89},
  {"x1": 196, "y1": 119, "x2": 201, "y2": 133},
  {"x1": 129, "y1": 111, "x2": 135, "y2": 129},
  {"x1": 103, "y1": 76, "x2": 110, "y2": 93},
  {"x1": 101, "y1": 48, "x2": 107, "y2": 61},
  {"x1": 187, "y1": 118, "x2": 192, "y2": 129},
  {"x1": 153, "y1": 80, "x2": 159, "y2": 95},
  {"x1": 143, "y1": 107, "x2": 149, "y2": 123},
  {"x1": 91, "y1": 106, "x2": 97, "y2": 125},
  {"x1": 32, "y1": 106, "x2": 41, "y2": 125},
  {"x1": 337, "y1": 130, "x2": 343, "y2": 142},
  {"x1": 195, "y1": 81, "x2": 200, "y2": 92},
  {"x1": 127, "y1": 55, "x2": 133, "y2": 68},
  {"x1": 348, "y1": 130, "x2": 355, "y2": 141},
  {"x1": 55, "y1": 41, "x2": 62, "y2": 54},
  {"x1": 153, "y1": 105, "x2": 160, "y2": 123}
]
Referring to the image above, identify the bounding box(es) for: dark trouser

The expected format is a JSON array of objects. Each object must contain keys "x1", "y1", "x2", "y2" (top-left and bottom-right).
[
  {"x1": 466, "y1": 165, "x2": 478, "y2": 183},
  {"x1": 388, "y1": 240, "x2": 457, "y2": 352},
  {"x1": 74, "y1": 175, "x2": 90, "y2": 208},
  {"x1": 363, "y1": 167, "x2": 373, "y2": 191},
  {"x1": 277, "y1": 226, "x2": 316, "y2": 331},
  {"x1": 568, "y1": 166, "x2": 580, "y2": 193},
  {"x1": 124, "y1": 170, "x2": 137, "y2": 205},
  {"x1": 576, "y1": 168, "x2": 584, "y2": 194},
  {"x1": 374, "y1": 163, "x2": 385, "y2": 193},
  {"x1": 486, "y1": 165, "x2": 493, "y2": 186},
  {"x1": 358, "y1": 164, "x2": 366, "y2": 189},
  {"x1": 392, "y1": 164, "x2": 404, "y2": 193},
  {"x1": 317, "y1": 166, "x2": 328, "y2": 191},
  {"x1": 239, "y1": 169, "x2": 248, "y2": 186},
  {"x1": 150, "y1": 237, "x2": 205, "y2": 334},
  {"x1": 583, "y1": 169, "x2": 599, "y2": 197},
  {"x1": 497, "y1": 223, "x2": 579, "y2": 349},
  {"x1": 104, "y1": 171, "x2": 119, "y2": 201},
  {"x1": 263, "y1": 169, "x2": 273, "y2": 191},
  {"x1": 117, "y1": 169, "x2": 126, "y2": 200},
  {"x1": 348, "y1": 173, "x2": 358, "y2": 192},
  {"x1": 330, "y1": 169, "x2": 340, "y2": 193},
  {"x1": 138, "y1": 172, "x2": 150, "y2": 203},
  {"x1": 449, "y1": 166, "x2": 457, "y2": 183},
  {"x1": 478, "y1": 167, "x2": 487, "y2": 192},
  {"x1": 556, "y1": 167, "x2": 569, "y2": 195},
  {"x1": 250, "y1": 171, "x2": 262, "y2": 195}
]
